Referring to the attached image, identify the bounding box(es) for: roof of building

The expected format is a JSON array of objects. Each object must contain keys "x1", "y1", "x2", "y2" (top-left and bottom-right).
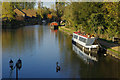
[
  {"x1": 14, "y1": 8, "x2": 25, "y2": 16},
  {"x1": 22, "y1": 9, "x2": 36, "y2": 17},
  {"x1": 14, "y1": 8, "x2": 37, "y2": 17}
]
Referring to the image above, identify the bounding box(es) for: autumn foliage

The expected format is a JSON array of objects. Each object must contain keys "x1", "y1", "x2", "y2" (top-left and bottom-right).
[{"x1": 47, "y1": 14, "x2": 52, "y2": 19}]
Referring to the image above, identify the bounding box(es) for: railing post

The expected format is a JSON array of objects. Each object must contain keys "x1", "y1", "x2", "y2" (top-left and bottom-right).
[{"x1": 16, "y1": 67, "x2": 18, "y2": 80}]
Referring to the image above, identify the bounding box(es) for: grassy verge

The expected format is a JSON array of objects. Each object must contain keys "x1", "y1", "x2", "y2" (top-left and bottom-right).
[
  {"x1": 108, "y1": 48, "x2": 120, "y2": 55},
  {"x1": 59, "y1": 26, "x2": 75, "y2": 34}
]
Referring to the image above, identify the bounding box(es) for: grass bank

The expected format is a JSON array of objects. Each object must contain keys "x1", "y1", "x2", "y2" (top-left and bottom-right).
[{"x1": 59, "y1": 26, "x2": 75, "y2": 36}]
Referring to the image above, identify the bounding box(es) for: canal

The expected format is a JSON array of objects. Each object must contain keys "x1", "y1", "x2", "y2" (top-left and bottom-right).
[{"x1": 2, "y1": 24, "x2": 120, "y2": 78}]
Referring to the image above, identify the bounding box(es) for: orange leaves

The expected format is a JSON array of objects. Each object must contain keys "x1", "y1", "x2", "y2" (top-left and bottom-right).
[{"x1": 47, "y1": 14, "x2": 52, "y2": 19}]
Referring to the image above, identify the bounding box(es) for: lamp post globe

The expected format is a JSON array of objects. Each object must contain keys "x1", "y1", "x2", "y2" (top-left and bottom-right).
[
  {"x1": 9, "y1": 59, "x2": 14, "y2": 70},
  {"x1": 16, "y1": 59, "x2": 22, "y2": 70}
]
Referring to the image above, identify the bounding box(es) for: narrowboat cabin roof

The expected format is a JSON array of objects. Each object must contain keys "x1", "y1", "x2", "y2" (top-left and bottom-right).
[
  {"x1": 50, "y1": 22, "x2": 58, "y2": 26},
  {"x1": 73, "y1": 31, "x2": 95, "y2": 39}
]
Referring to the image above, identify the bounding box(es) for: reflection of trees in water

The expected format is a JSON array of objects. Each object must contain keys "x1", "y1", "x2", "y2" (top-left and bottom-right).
[
  {"x1": 58, "y1": 31, "x2": 74, "y2": 55},
  {"x1": 58, "y1": 32, "x2": 72, "y2": 52},
  {"x1": 2, "y1": 25, "x2": 43, "y2": 55},
  {"x1": 50, "y1": 30, "x2": 58, "y2": 43},
  {"x1": 79, "y1": 55, "x2": 120, "y2": 78},
  {"x1": 58, "y1": 31, "x2": 64, "y2": 52},
  {"x1": 57, "y1": 32, "x2": 82, "y2": 78},
  {"x1": 74, "y1": 44, "x2": 120, "y2": 78}
]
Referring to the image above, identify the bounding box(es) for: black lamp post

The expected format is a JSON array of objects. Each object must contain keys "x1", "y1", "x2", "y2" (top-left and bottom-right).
[
  {"x1": 16, "y1": 59, "x2": 22, "y2": 70},
  {"x1": 9, "y1": 59, "x2": 14, "y2": 70},
  {"x1": 9, "y1": 59, "x2": 22, "y2": 80}
]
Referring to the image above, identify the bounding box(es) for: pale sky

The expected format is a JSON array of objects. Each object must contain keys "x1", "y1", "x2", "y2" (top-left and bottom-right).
[
  {"x1": 35, "y1": 2, "x2": 55, "y2": 9},
  {"x1": 38, "y1": 0, "x2": 56, "y2": 2},
  {"x1": 43, "y1": 2, "x2": 55, "y2": 8},
  {"x1": 37, "y1": 0, "x2": 55, "y2": 8}
]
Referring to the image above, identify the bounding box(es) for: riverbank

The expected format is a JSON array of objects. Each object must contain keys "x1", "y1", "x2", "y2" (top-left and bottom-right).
[
  {"x1": 59, "y1": 26, "x2": 120, "y2": 60},
  {"x1": 2, "y1": 18, "x2": 43, "y2": 29}
]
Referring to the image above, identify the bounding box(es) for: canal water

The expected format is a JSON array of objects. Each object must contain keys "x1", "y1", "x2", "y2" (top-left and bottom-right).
[{"x1": 2, "y1": 25, "x2": 120, "y2": 78}]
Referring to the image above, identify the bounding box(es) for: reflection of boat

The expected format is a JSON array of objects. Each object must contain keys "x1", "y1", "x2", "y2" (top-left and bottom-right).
[
  {"x1": 50, "y1": 22, "x2": 58, "y2": 30},
  {"x1": 42, "y1": 20, "x2": 46, "y2": 23},
  {"x1": 51, "y1": 30, "x2": 58, "y2": 33},
  {"x1": 72, "y1": 31, "x2": 99, "y2": 53},
  {"x1": 72, "y1": 43, "x2": 98, "y2": 62}
]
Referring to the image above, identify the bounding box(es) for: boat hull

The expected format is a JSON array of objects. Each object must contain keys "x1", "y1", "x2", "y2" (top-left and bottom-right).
[
  {"x1": 50, "y1": 26, "x2": 58, "y2": 30},
  {"x1": 72, "y1": 43, "x2": 98, "y2": 62},
  {"x1": 72, "y1": 39, "x2": 99, "y2": 54}
]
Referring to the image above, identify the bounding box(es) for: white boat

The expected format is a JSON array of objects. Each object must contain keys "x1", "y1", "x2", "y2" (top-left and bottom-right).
[
  {"x1": 72, "y1": 31, "x2": 99, "y2": 53},
  {"x1": 72, "y1": 43, "x2": 98, "y2": 63}
]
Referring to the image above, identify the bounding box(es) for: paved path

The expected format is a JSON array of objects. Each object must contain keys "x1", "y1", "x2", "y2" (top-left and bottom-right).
[{"x1": 98, "y1": 39, "x2": 120, "y2": 52}]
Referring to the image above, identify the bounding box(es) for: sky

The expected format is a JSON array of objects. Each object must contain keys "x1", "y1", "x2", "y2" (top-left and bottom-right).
[
  {"x1": 36, "y1": 0, "x2": 56, "y2": 8},
  {"x1": 0, "y1": 0, "x2": 55, "y2": 9},
  {"x1": 35, "y1": 2, "x2": 55, "y2": 9},
  {"x1": 43, "y1": 2, "x2": 55, "y2": 8}
]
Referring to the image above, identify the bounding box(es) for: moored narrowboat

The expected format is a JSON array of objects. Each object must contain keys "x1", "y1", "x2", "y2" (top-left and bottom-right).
[
  {"x1": 50, "y1": 22, "x2": 58, "y2": 30},
  {"x1": 72, "y1": 31, "x2": 99, "y2": 53}
]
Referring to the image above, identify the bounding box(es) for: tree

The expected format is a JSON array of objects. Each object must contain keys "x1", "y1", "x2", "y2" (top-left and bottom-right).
[
  {"x1": 2, "y1": 2, "x2": 15, "y2": 21},
  {"x1": 87, "y1": 13, "x2": 105, "y2": 34},
  {"x1": 56, "y1": 2, "x2": 65, "y2": 24},
  {"x1": 62, "y1": 3, "x2": 75, "y2": 28},
  {"x1": 37, "y1": 2, "x2": 43, "y2": 18},
  {"x1": 102, "y1": 2, "x2": 119, "y2": 39},
  {"x1": 12, "y1": 2, "x2": 35, "y2": 9},
  {"x1": 27, "y1": 2, "x2": 35, "y2": 9},
  {"x1": 61, "y1": 2, "x2": 119, "y2": 39}
]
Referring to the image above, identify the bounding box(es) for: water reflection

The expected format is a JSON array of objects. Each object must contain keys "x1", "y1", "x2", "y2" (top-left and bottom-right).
[
  {"x1": 2, "y1": 25, "x2": 43, "y2": 55},
  {"x1": 72, "y1": 43, "x2": 98, "y2": 64},
  {"x1": 2, "y1": 25, "x2": 44, "y2": 78},
  {"x1": 2, "y1": 24, "x2": 120, "y2": 78},
  {"x1": 57, "y1": 30, "x2": 120, "y2": 78}
]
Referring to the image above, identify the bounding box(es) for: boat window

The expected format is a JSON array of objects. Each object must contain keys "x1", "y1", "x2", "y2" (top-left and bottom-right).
[
  {"x1": 79, "y1": 37, "x2": 86, "y2": 43},
  {"x1": 74, "y1": 35, "x2": 78, "y2": 39}
]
